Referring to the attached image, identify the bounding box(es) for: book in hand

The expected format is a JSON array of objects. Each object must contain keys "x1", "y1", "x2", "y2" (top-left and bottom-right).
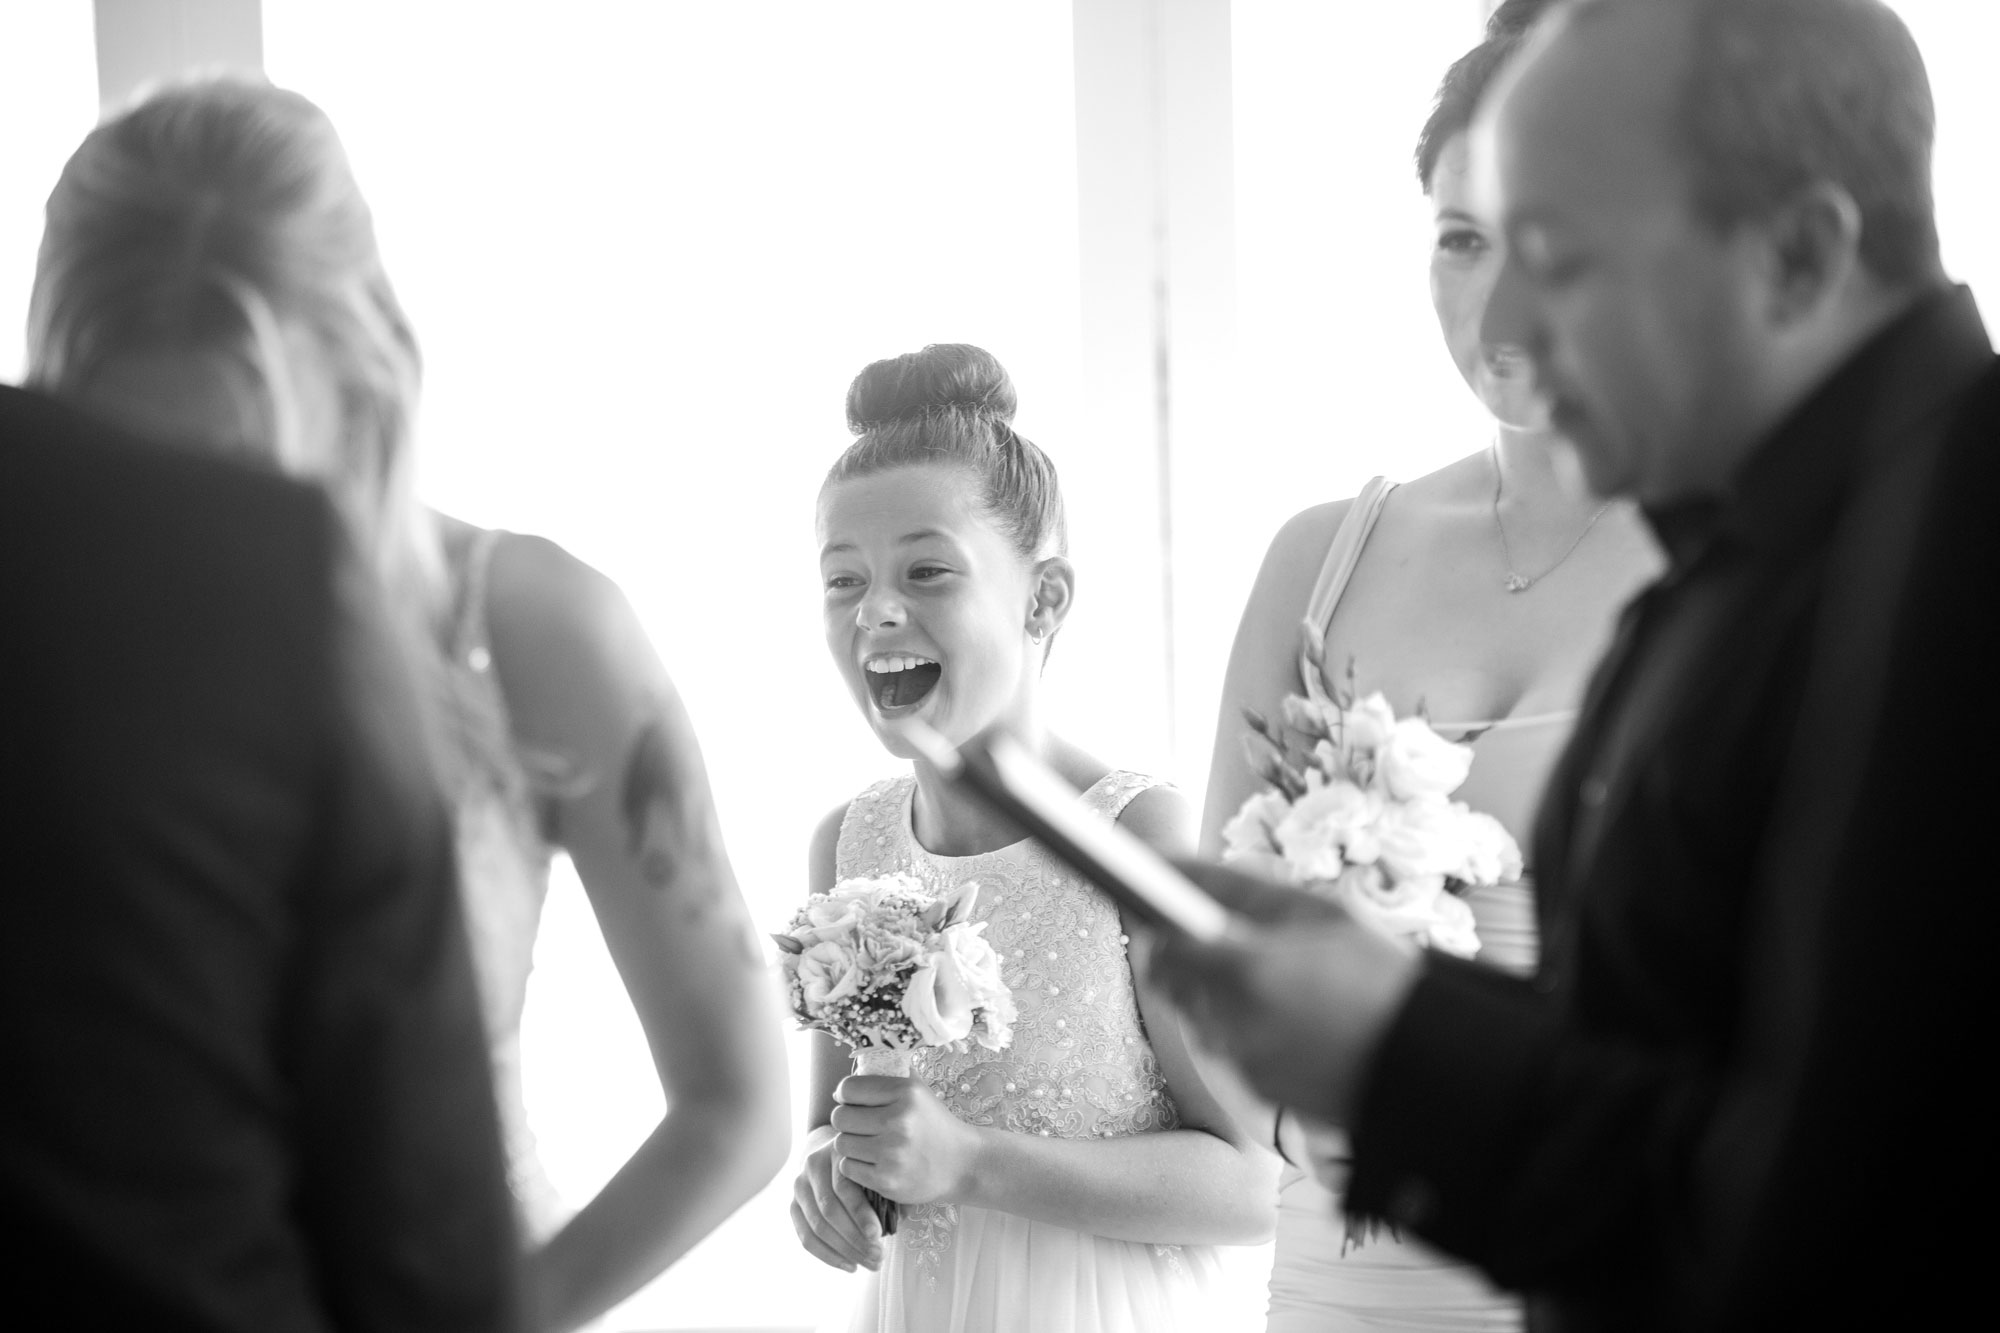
[{"x1": 900, "y1": 721, "x2": 1233, "y2": 944}]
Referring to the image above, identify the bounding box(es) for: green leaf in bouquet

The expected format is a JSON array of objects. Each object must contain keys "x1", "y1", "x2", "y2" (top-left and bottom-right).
[
  {"x1": 770, "y1": 932, "x2": 805, "y2": 955},
  {"x1": 1247, "y1": 740, "x2": 1308, "y2": 800},
  {"x1": 939, "y1": 880, "x2": 981, "y2": 928}
]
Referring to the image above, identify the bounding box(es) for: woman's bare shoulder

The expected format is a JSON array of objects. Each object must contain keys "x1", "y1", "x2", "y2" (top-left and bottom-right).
[
  {"x1": 480, "y1": 533, "x2": 671, "y2": 715},
  {"x1": 1263, "y1": 498, "x2": 1354, "y2": 576},
  {"x1": 1238, "y1": 496, "x2": 1358, "y2": 638},
  {"x1": 473, "y1": 532, "x2": 687, "y2": 780},
  {"x1": 485, "y1": 531, "x2": 624, "y2": 639}
]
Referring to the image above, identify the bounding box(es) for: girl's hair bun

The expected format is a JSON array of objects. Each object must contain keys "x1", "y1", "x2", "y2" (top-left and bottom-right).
[
  {"x1": 826, "y1": 342, "x2": 1065, "y2": 562},
  {"x1": 845, "y1": 342, "x2": 1018, "y2": 435}
]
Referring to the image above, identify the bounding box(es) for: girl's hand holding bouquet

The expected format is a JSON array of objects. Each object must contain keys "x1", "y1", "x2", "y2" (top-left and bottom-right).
[
  {"x1": 827, "y1": 1070, "x2": 982, "y2": 1213},
  {"x1": 776, "y1": 873, "x2": 1016, "y2": 1240}
]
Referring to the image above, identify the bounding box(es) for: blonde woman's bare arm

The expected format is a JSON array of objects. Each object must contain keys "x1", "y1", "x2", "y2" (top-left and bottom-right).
[{"x1": 488, "y1": 535, "x2": 791, "y2": 1333}]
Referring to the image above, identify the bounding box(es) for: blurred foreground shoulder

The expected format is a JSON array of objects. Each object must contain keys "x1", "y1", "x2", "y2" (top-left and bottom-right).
[{"x1": 1114, "y1": 784, "x2": 1197, "y2": 858}]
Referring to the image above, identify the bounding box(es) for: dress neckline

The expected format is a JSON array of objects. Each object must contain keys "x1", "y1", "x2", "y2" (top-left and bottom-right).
[
  {"x1": 1299, "y1": 477, "x2": 1580, "y2": 735},
  {"x1": 1432, "y1": 709, "x2": 1579, "y2": 734},
  {"x1": 898, "y1": 769, "x2": 1136, "y2": 863}
]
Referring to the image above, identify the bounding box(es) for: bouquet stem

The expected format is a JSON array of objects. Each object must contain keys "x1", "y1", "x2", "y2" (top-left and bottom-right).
[{"x1": 852, "y1": 1046, "x2": 913, "y2": 1237}]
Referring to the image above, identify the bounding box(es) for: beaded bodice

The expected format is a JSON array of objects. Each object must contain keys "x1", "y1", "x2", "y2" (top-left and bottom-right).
[{"x1": 837, "y1": 771, "x2": 1183, "y2": 1142}]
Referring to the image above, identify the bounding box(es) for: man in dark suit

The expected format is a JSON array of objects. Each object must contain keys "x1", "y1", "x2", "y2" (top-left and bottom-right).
[
  {"x1": 1150, "y1": 0, "x2": 1995, "y2": 1328},
  {"x1": 0, "y1": 383, "x2": 521, "y2": 1330}
]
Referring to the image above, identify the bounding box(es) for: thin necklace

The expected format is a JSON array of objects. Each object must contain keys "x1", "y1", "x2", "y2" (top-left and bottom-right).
[{"x1": 1489, "y1": 442, "x2": 1611, "y2": 593}]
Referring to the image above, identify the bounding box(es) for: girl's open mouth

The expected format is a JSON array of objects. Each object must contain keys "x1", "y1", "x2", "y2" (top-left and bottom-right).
[{"x1": 866, "y1": 654, "x2": 942, "y2": 711}]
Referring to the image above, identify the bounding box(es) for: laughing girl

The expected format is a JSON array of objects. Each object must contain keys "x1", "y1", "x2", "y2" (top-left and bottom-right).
[{"x1": 790, "y1": 344, "x2": 1275, "y2": 1333}]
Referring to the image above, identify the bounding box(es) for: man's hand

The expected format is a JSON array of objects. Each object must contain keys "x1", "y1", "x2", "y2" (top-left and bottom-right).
[{"x1": 1140, "y1": 859, "x2": 1424, "y2": 1126}]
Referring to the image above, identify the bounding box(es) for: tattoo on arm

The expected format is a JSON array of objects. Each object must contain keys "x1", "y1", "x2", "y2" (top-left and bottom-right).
[
  {"x1": 621, "y1": 719, "x2": 682, "y2": 890},
  {"x1": 619, "y1": 715, "x2": 763, "y2": 965}
]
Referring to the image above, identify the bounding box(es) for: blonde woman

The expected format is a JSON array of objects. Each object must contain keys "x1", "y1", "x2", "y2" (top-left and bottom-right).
[{"x1": 27, "y1": 77, "x2": 790, "y2": 1332}]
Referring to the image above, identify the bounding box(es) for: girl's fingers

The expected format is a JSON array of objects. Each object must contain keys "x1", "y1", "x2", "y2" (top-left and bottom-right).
[
  {"x1": 829, "y1": 1100, "x2": 887, "y2": 1134},
  {"x1": 829, "y1": 1157, "x2": 885, "y2": 1245},
  {"x1": 835, "y1": 1073, "x2": 907, "y2": 1106},
  {"x1": 789, "y1": 1198, "x2": 864, "y2": 1272},
  {"x1": 798, "y1": 1161, "x2": 875, "y2": 1261},
  {"x1": 834, "y1": 1131, "x2": 882, "y2": 1168},
  {"x1": 838, "y1": 1152, "x2": 887, "y2": 1195}
]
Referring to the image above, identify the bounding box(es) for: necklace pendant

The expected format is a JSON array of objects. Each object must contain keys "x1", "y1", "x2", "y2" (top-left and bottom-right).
[{"x1": 1504, "y1": 573, "x2": 1533, "y2": 593}]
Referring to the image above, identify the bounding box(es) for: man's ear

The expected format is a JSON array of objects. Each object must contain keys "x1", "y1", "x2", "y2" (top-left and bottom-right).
[
  {"x1": 1760, "y1": 182, "x2": 1865, "y2": 327},
  {"x1": 1029, "y1": 555, "x2": 1076, "y2": 640}
]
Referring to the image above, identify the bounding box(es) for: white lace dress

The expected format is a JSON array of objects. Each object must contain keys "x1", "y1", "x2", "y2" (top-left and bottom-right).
[{"x1": 835, "y1": 771, "x2": 1225, "y2": 1333}]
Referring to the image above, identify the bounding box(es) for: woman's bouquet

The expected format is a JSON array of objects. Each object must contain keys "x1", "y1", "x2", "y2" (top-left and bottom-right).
[
  {"x1": 774, "y1": 872, "x2": 1016, "y2": 1233},
  {"x1": 1220, "y1": 642, "x2": 1523, "y2": 958}
]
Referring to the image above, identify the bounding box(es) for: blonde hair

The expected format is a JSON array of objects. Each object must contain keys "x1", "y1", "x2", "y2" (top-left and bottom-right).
[
  {"x1": 27, "y1": 75, "x2": 437, "y2": 606},
  {"x1": 20, "y1": 76, "x2": 554, "y2": 794}
]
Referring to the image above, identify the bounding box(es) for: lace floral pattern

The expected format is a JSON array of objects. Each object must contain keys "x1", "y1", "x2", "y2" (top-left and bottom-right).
[{"x1": 836, "y1": 771, "x2": 1184, "y2": 1284}]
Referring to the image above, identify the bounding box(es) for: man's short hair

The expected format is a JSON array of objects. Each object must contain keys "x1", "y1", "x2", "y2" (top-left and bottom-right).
[{"x1": 1580, "y1": 0, "x2": 1941, "y2": 284}]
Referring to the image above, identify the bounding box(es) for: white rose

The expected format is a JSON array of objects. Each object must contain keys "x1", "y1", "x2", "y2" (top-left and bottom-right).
[
  {"x1": 945, "y1": 925, "x2": 1018, "y2": 1051},
  {"x1": 1376, "y1": 718, "x2": 1475, "y2": 800},
  {"x1": 942, "y1": 924, "x2": 1008, "y2": 1009},
  {"x1": 1311, "y1": 738, "x2": 1344, "y2": 781},
  {"x1": 1456, "y1": 810, "x2": 1524, "y2": 887},
  {"x1": 857, "y1": 930, "x2": 924, "y2": 972},
  {"x1": 1220, "y1": 787, "x2": 1291, "y2": 861},
  {"x1": 1332, "y1": 863, "x2": 1448, "y2": 940},
  {"x1": 1422, "y1": 891, "x2": 1482, "y2": 958},
  {"x1": 824, "y1": 877, "x2": 884, "y2": 906},
  {"x1": 1341, "y1": 693, "x2": 1398, "y2": 751},
  {"x1": 795, "y1": 941, "x2": 864, "y2": 1011},
  {"x1": 1344, "y1": 812, "x2": 1383, "y2": 867},
  {"x1": 1274, "y1": 777, "x2": 1382, "y2": 881},
  {"x1": 801, "y1": 893, "x2": 867, "y2": 944},
  {"x1": 902, "y1": 952, "x2": 975, "y2": 1046},
  {"x1": 1373, "y1": 796, "x2": 1474, "y2": 881}
]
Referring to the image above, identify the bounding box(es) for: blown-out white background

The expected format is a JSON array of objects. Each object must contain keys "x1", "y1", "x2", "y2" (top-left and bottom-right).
[{"x1": 3, "y1": 3, "x2": 1995, "y2": 1328}]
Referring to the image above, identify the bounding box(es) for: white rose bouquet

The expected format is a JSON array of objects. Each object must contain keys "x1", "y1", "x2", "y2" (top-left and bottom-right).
[
  {"x1": 1221, "y1": 645, "x2": 1523, "y2": 958},
  {"x1": 773, "y1": 872, "x2": 1016, "y2": 1233}
]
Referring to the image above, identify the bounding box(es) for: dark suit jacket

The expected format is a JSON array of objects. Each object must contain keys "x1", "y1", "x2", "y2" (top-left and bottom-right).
[
  {"x1": 0, "y1": 385, "x2": 520, "y2": 1331},
  {"x1": 1346, "y1": 287, "x2": 1999, "y2": 1330}
]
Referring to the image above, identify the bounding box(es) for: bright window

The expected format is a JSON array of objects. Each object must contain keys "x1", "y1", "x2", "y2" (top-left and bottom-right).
[{"x1": 0, "y1": 2, "x2": 98, "y2": 381}]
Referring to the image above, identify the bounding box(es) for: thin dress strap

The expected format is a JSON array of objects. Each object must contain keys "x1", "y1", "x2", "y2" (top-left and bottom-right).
[
  {"x1": 1298, "y1": 477, "x2": 1397, "y2": 704},
  {"x1": 449, "y1": 526, "x2": 505, "y2": 665},
  {"x1": 439, "y1": 525, "x2": 577, "y2": 821}
]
